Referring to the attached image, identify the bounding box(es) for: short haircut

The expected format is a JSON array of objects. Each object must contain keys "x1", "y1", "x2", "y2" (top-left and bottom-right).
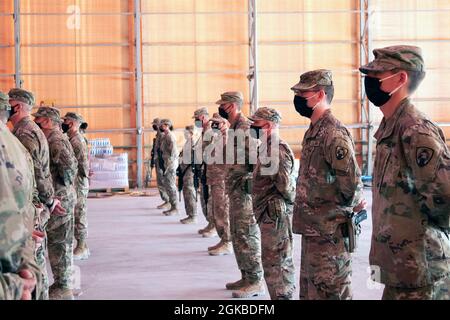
[
  {"x1": 392, "y1": 68, "x2": 426, "y2": 93},
  {"x1": 316, "y1": 84, "x2": 334, "y2": 104}
]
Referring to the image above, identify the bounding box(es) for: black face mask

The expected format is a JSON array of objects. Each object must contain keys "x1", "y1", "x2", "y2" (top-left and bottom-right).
[
  {"x1": 293, "y1": 95, "x2": 314, "y2": 118},
  {"x1": 35, "y1": 121, "x2": 43, "y2": 129},
  {"x1": 218, "y1": 108, "x2": 229, "y2": 120},
  {"x1": 61, "y1": 123, "x2": 71, "y2": 133},
  {"x1": 159, "y1": 128, "x2": 165, "y2": 133},
  {"x1": 250, "y1": 125, "x2": 262, "y2": 140},
  {"x1": 364, "y1": 76, "x2": 392, "y2": 107},
  {"x1": 152, "y1": 125, "x2": 158, "y2": 131},
  {"x1": 8, "y1": 105, "x2": 19, "y2": 120}
]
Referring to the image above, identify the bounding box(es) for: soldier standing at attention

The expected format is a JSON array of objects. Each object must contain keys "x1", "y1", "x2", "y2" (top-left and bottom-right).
[
  {"x1": 8, "y1": 88, "x2": 66, "y2": 300},
  {"x1": 249, "y1": 107, "x2": 296, "y2": 299},
  {"x1": 62, "y1": 112, "x2": 90, "y2": 260},
  {"x1": 159, "y1": 119, "x2": 179, "y2": 216},
  {"x1": 291, "y1": 69, "x2": 365, "y2": 300},
  {"x1": 217, "y1": 91, "x2": 264, "y2": 298},
  {"x1": 360, "y1": 45, "x2": 450, "y2": 300},
  {"x1": 33, "y1": 106, "x2": 78, "y2": 300},
  {"x1": 152, "y1": 118, "x2": 170, "y2": 209},
  {"x1": 0, "y1": 91, "x2": 41, "y2": 300}
]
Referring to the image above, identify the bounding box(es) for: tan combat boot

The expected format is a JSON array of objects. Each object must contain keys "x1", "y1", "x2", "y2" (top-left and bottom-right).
[
  {"x1": 49, "y1": 285, "x2": 74, "y2": 300},
  {"x1": 157, "y1": 201, "x2": 171, "y2": 209},
  {"x1": 73, "y1": 240, "x2": 90, "y2": 261},
  {"x1": 198, "y1": 222, "x2": 213, "y2": 234},
  {"x1": 202, "y1": 227, "x2": 217, "y2": 238},
  {"x1": 180, "y1": 216, "x2": 197, "y2": 224},
  {"x1": 208, "y1": 241, "x2": 233, "y2": 256},
  {"x1": 208, "y1": 240, "x2": 223, "y2": 251},
  {"x1": 225, "y1": 277, "x2": 247, "y2": 290},
  {"x1": 163, "y1": 207, "x2": 179, "y2": 216},
  {"x1": 231, "y1": 281, "x2": 265, "y2": 298}
]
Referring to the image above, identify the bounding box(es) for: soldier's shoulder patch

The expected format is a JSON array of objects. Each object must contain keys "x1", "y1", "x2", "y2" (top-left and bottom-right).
[
  {"x1": 416, "y1": 146, "x2": 434, "y2": 167},
  {"x1": 335, "y1": 146, "x2": 348, "y2": 160}
]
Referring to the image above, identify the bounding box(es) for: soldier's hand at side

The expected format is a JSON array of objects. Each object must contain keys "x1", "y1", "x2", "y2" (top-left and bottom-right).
[
  {"x1": 19, "y1": 269, "x2": 36, "y2": 300},
  {"x1": 32, "y1": 230, "x2": 45, "y2": 249},
  {"x1": 353, "y1": 199, "x2": 367, "y2": 213},
  {"x1": 50, "y1": 198, "x2": 67, "y2": 216}
]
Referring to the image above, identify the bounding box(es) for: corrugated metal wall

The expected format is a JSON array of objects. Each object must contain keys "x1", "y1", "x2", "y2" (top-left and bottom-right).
[{"x1": 1, "y1": 0, "x2": 449, "y2": 187}]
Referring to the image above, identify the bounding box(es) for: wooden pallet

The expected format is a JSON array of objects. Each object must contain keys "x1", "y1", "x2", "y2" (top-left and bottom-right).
[{"x1": 88, "y1": 187, "x2": 130, "y2": 198}]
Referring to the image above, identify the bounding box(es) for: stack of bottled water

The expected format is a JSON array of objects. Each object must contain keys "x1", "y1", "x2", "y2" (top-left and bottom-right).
[{"x1": 89, "y1": 138, "x2": 113, "y2": 156}]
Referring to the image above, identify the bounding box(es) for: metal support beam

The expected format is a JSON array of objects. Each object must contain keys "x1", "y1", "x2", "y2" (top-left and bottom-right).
[
  {"x1": 134, "y1": 0, "x2": 144, "y2": 188},
  {"x1": 13, "y1": 0, "x2": 21, "y2": 88},
  {"x1": 366, "y1": 0, "x2": 374, "y2": 176},
  {"x1": 248, "y1": 0, "x2": 258, "y2": 113}
]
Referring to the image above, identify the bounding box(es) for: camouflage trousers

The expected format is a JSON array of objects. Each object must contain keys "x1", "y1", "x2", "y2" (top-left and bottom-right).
[
  {"x1": 208, "y1": 183, "x2": 230, "y2": 242},
  {"x1": 74, "y1": 186, "x2": 88, "y2": 241},
  {"x1": 228, "y1": 188, "x2": 263, "y2": 283},
  {"x1": 161, "y1": 168, "x2": 178, "y2": 209},
  {"x1": 300, "y1": 233, "x2": 352, "y2": 300},
  {"x1": 199, "y1": 184, "x2": 209, "y2": 223},
  {"x1": 182, "y1": 169, "x2": 197, "y2": 217},
  {"x1": 382, "y1": 277, "x2": 450, "y2": 300},
  {"x1": 155, "y1": 163, "x2": 169, "y2": 203},
  {"x1": 47, "y1": 187, "x2": 76, "y2": 289},
  {"x1": 35, "y1": 233, "x2": 49, "y2": 300},
  {"x1": 259, "y1": 200, "x2": 296, "y2": 300}
]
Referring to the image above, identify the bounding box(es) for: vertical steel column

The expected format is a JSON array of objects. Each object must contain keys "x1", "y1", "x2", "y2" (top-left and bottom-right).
[
  {"x1": 248, "y1": 0, "x2": 258, "y2": 113},
  {"x1": 13, "y1": 0, "x2": 21, "y2": 88},
  {"x1": 366, "y1": 0, "x2": 374, "y2": 176},
  {"x1": 359, "y1": 0, "x2": 369, "y2": 175},
  {"x1": 134, "y1": 0, "x2": 144, "y2": 188}
]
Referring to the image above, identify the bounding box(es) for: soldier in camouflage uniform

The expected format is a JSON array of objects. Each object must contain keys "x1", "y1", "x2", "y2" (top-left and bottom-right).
[
  {"x1": 217, "y1": 91, "x2": 264, "y2": 298},
  {"x1": 153, "y1": 118, "x2": 171, "y2": 209},
  {"x1": 179, "y1": 125, "x2": 198, "y2": 224},
  {"x1": 193, "y1": 107, "x2": 215, "y2": 237},
  {"x1": 33, "y1": 106, "x2": 78, "y2": 300},
  {"x1": 8, "y1": 88, "x2": 67, "y2": 300},
  {"x1": 62, "y1": 112, "x2": 90, "y2": 260},
  {"x1": 158, "y1": 119, "x2": 179, "y2": 216},
  {"x1": 205, "y1": 113, "x2": 232, "y2": 255},
  {"x1": 360, "y1": 45, "x2": 450, "y2": 300},
  {"x1": 0, "y1": 92, "x2": 42, "y2": 300},
  {"x1": 249, "y1": 107, "x2": 296, "y2": 300},
  {"x1": 291, "y1": 70, "x2": 365, "y2": 300}
]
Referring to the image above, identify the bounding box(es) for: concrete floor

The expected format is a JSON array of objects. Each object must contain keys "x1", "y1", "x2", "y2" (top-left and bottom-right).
[{"x1": 73, "y1": 188, "x2": 383, "y2": 300}]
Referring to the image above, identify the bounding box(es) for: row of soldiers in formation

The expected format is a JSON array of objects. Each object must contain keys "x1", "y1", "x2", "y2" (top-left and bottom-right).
[
  {"x1": 0, "y1": 88, "x2": 90, "y2": 300},
  {"x1": 1, "y1": 44, "x2": 449, "y2": 300},
  {"x1": 150, "y1": 45, "x2": 449, "y2": 300}
]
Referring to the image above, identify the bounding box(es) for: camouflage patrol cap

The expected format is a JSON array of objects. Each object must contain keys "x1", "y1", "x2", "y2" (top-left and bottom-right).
[
  {"x1": 62, "y1": 112, "x2": 84, "y2": 122},
  {"x1": 152, "y1": 118, "x2": 160, "y2": 126},
  {"x1": 209, "y1": 112, "x2": 227, "y2": 124},
  {"x1": 32, "y1": 106, "x2": 62, "y2": 123},
  {"x1": 291, "y1": 69, "x2": 333, "y2": 92},
  {"x1": 8, "y1": 88, "x2": 35, "y2": 106},
  {"x1": 248, "y1": 107, "x2": 282, "y2": 124},
  {"x1": 160, "y1": 119, "x2": 172, "y2": 127},
  {"x1": 359, "y1": 45, "x2": 425, "y2": 74},
  {"x1": 192, "y1": 107, "x2": 209, "y2": 119},
  {"x1": 215, "y1": 91, "x2": 244, "y2": 105},
  {"x1": 0, "y1": 92, "x2": 11, "y2": 111},
  {"x1": 185, "y1": 125, "x2": 195, "y2": 134}
]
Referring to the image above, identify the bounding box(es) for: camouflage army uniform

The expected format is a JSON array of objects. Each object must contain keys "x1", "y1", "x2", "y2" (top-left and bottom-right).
[
  {"x1": 291, "y1": 70, "x2": 363, "y2": 300},
  {"x1": 159, "y1": 119, "x2": 179, "y2": 211},
  {"x1": 10, "y1": 88, "x2": 52, "y2": 300},
  {"x1": 64, "y1": 114, "x2": 90, "y2": 246},
  {"x1": 33, "y1": 107, "x2": 78, "y2": 296},
  {"x1": 178, "y1": 126, "x2": 197, "y2": 219},
  {"x1": 205, "y1": 113, "x2": 231, "y2": 250},
  {"x1": 250, "y1": 107, "x2": 296, "y2": 300},
  {"x1": 0, "y1": 98, "x2": 42, "y2": 300},
  {"x1": 218, "y1": 92, "x2": 263, "y2": 293},
  {"x1": 360, "y1": 45, "x2": 450, "y2": 300},
  {"x1": 153, "y1": 118, "x2": 170, "y2": 205}
]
